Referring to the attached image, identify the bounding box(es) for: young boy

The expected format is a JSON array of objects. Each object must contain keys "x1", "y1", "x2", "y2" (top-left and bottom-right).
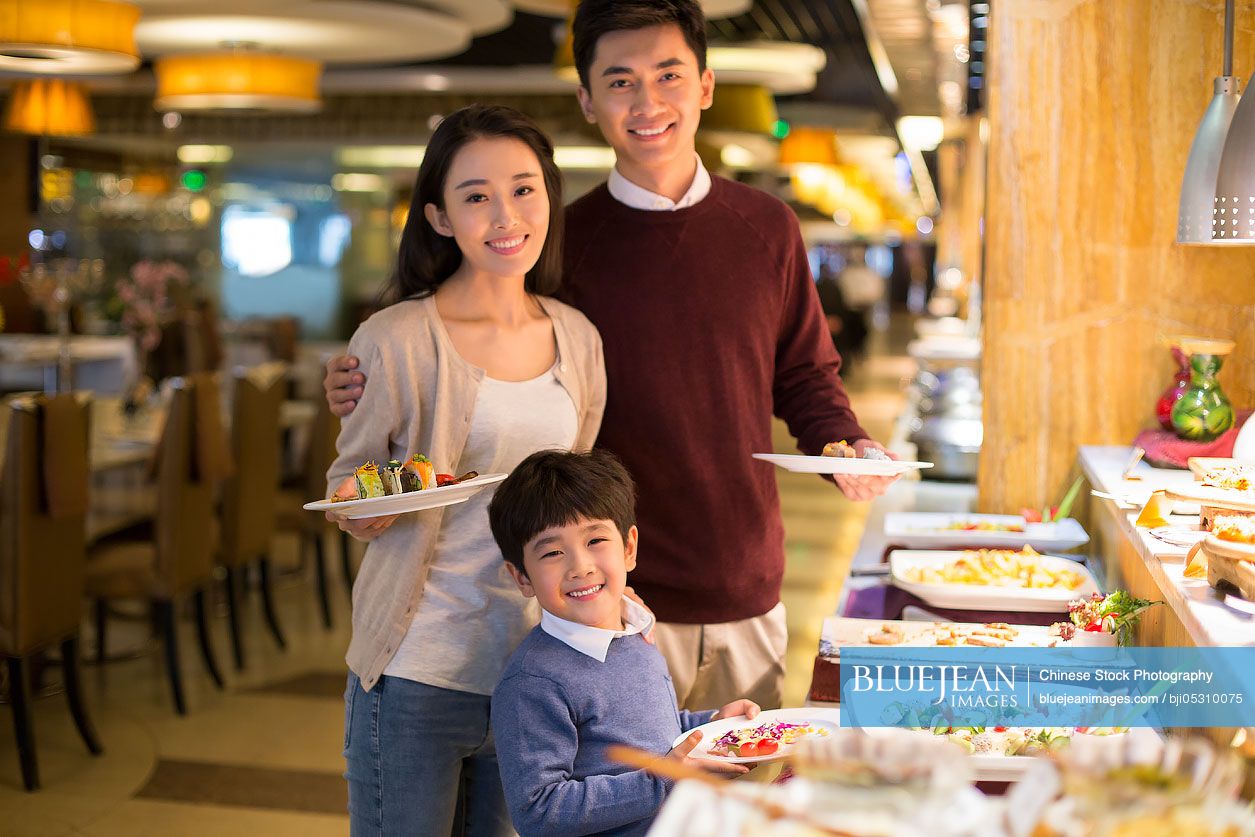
[{"x1": 488, "y1": 450, "x2": 759, "y2": 837}]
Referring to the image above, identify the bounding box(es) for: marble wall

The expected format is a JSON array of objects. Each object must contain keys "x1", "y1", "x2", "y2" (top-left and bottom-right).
[{"x1": 980, "y1": 0, "x2": 1255, "y2": 511}]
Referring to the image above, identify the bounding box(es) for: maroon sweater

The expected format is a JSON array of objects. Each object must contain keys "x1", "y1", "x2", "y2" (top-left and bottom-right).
[{"x1": 561, "y1": 177, "x2": 867, "y2": 624}]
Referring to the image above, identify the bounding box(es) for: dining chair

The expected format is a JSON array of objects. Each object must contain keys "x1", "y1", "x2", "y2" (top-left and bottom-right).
[
  {"x1": 276, "y1": 395, "x2": 350, "y2": 628},
  {"x1": 219, "y1": 363, "x2": 287, "y2": 669},
  {"x1": 0, "y1": 393, "x2": 101, "y2": 791},
  {"x1": 86, "y1": 374, "x2": 232, "y2": 715}
]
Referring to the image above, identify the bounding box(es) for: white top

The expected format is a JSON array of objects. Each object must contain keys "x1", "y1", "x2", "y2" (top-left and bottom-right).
[
  {"x1": 384, "y1": 365, "x2": 579, "y2": 694},
  {"x1": 607, "y1": 154, "x2": 712, "y2": 211},
  {"x1": 539, "y1": 595, "x2": 656, "y2": 662}
]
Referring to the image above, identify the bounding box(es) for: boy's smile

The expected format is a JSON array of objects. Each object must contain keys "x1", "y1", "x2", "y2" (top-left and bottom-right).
[
  {"x1": 577, "y1": 24, "x2": 714, "y2": 199},
  {"x1": 506, "y1": 517, "x2": 639, "y2": 631}
]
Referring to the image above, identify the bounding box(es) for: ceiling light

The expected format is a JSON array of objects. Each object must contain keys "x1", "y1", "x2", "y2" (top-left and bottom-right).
[
  {"x1": 4, "y1": 79, "x2": 95, "y2": 136},
  {"x1": 177, "y1": 145, "x2": 233, "y2": 164},
  {"x1": 552, "y1": 146, "x2": 616, "y2": 169},
  {"x1": 155, "y1": 53, "x2": 322, "y2": 113},
  {"x1": 1213, "y1": 2, "x2": 1255, "y2": 243},
  {"x1": 720, "y1": 144, "x2": 755, "y2": 168},
  {"x1": 514, "y1": 0, "x2": 750, "y2": 20},
  {"x1": 700, "y1": 84, "x2": 778, "y2": 135},
  {"x1": 1179, "y1": 0, "x2": 1243, "y2": 244},
  {"x1": 332, "y1": 173, "x2": 387, "y2": 192},
  {"x1": 0, "y1": 0, "x2": 140, "y2": 75},
  {"x1": 554, "y1": 35, "x2": 824, "y2": 94},
  {"x1": 778, "y1": 127, "x2": 839, "y2": 166},
  {"x1": 896, "y1": 116, "x2": 944, "y2": 151},
  {"x1": 336, "y1": 145, "x2": 616, "y2": 171}
]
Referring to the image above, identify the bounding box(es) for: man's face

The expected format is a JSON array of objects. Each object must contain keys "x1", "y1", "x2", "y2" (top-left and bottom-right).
[
  {"x1": 507, "y1": 517, "x2": 638, "y2": 631},
  {"x1": 576, "y1": 23, "x2": 714, "y2": 177}
]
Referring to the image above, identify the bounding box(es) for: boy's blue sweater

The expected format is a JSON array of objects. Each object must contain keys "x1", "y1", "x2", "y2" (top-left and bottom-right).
[{"x1": 491, "y1": 626, "x2": 715, "y2": 837}]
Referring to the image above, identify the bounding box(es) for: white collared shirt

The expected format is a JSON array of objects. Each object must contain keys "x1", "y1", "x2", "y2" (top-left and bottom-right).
[
  {"x1": 539, "y1": 595, "x2": 656, "y2": 662},
  {"x1": 607, "y1": 154, "x2": 711, "y2": 211}
]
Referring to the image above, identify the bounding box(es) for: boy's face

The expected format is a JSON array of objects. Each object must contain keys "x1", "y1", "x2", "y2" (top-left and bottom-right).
[
  {"x1": 576, "y1": 23, "x2": 714, "y2": 180},
  {"x1": 507, "y1": 517, "x2": 638, "y2": 631}
]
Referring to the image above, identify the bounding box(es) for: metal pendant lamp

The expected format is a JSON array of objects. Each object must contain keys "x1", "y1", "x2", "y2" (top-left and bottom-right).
[
  {"x1": 1214, "y1": 2, "x2": 1255, "y2": 242},
  {"x1": 1178, "y1": 0, "x2": 1241, "y2": 244}
]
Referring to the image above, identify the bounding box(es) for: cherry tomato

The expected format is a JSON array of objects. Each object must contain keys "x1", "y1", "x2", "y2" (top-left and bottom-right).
[
  {"x1": 436, "y1": 473, "x2": 455, "y2": 486},
  {"x1": 993, "y1": 726, "x2": 1007, "y2": 732},
  {"x1": 755, "y1": 739, "x2": 779, "y2": 756},
  {"x1": 738, "y1": 742, "x2": 759, "y2": 757}
]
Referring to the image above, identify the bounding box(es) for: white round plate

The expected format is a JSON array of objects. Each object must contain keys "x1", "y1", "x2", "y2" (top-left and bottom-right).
[
  {"x1": 304, "y1": 473, "x2": 507, "y2": 519},
  {"x1": 753, "y1": 453, "x2": 933, "y2": 477},
  {"x1": 672, "y1": 707, "x2": 841, "y2": 765}
]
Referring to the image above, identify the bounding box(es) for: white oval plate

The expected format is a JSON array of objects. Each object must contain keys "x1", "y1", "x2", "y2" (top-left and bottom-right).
[
  {"x1": 887, "y1": 549, "x2": 1101, "y2": 613},
  {"x1": 753, "y1": 452, "x2": 933, "y2": 477},
  {"x1": 304, "y1": 473, "x2": 508, "y2": 519},
  {"x1": 672, "y1": 707, "x2": 841, "y2": 764},
  {"x1": 884, "y1": 512, "x2": 1091, "y2": 552}
]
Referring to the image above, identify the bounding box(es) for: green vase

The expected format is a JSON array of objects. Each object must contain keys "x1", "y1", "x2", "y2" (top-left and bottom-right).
[{"x1": 1171, "y1": 352, "x2": 1234, "y2": 441}]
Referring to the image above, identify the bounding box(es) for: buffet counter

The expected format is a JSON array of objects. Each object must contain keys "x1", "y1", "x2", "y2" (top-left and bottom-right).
[{"x1": 1080, "y1": 445, "x2": 1255, "y2": 647}]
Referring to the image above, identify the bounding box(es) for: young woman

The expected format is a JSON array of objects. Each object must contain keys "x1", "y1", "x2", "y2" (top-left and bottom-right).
[{"x1": 328, "y1": 105, "x2": 606, "y2": 836}]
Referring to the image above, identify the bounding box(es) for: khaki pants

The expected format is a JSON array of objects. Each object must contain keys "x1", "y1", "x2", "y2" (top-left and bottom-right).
[{"x1": 652, "y1": 602, "x2": 788, "y2": 712}]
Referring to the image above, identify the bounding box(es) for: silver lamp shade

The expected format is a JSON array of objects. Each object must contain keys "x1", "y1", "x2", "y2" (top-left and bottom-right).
[
  {"x1": 1214, "y1": 71, "x2": 1255, "y2": 243},
  {"x1": 1178, "y1": 76, "x2": 1241, "y2": 244}
]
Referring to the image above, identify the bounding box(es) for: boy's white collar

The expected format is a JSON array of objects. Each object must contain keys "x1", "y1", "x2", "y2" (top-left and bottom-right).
[
  {"x1": 607, "y1": 153, "x2": 711, "y2": 211},
  {"x1": 539, "y1": 596, "x2": 655, "y2": 662}
]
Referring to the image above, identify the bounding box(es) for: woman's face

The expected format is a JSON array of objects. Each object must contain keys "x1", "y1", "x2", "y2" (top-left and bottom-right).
[{"x1": 424, "y1": 136, "x2": 550, "y2": 281}]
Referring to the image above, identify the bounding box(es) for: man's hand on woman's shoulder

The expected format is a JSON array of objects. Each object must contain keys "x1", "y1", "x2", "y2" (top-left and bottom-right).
[{"x1": 324, "y1": 354, "x2": 365, "y2": 417}]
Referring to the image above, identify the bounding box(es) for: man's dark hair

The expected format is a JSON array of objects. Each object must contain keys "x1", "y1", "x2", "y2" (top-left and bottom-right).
[
  {"x1": 571, "y1": 0, "x2": 708, "y2": 89},
  {"x1": 488, "y1": 449, "x2": 637, "y2": 575}
]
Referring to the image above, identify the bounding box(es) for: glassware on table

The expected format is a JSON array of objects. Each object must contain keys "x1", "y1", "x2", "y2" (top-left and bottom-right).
[
  {"x1": 1168, "y1": 336, "x2": 1236, "y2": 442},
  {"x1": 1044, "y1": 733, "x2": 1253, "y2": 837},
  {"x1": 18, "y1": 259, "x2": 106, "y2": 393}
]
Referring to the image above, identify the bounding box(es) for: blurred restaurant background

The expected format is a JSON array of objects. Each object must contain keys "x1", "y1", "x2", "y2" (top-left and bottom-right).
[{"x1": 0, "y1": 0, "x2": 1253, "y2": 834}]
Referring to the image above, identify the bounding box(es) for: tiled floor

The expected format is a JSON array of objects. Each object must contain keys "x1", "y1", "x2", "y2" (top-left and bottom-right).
[{"x1": 0, "y1": 338, "x2": 909, "y2": 835}]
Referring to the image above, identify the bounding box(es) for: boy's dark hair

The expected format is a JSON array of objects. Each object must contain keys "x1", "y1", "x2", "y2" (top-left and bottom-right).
[
  {"x1": 571, "y1": 0, "x2": 707, "y2": 89},
  {"x1": 389, "y1": 104, "x2": 564, "y2": 302},
  {"x1": 488, "y1": 449, "x2": 637, "y2": 575}
]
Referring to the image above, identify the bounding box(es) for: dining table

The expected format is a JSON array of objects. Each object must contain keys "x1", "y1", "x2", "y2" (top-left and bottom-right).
[{"x1": 0, "y1": 389, "x2": 318, "y2": 542}]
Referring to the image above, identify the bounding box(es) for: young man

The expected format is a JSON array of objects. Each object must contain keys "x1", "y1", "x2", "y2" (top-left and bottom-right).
[
  {"x1": 488, "y1": 450, "x2": 757, "y2": 837},
  {"x1": 323, "y1": 0, "x2": 896, "y2": 710}
]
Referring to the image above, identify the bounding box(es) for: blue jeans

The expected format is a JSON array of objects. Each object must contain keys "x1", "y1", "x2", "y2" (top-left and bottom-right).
[{"x1": 344, "y1": 674, "x2": 513, "y2": 837}]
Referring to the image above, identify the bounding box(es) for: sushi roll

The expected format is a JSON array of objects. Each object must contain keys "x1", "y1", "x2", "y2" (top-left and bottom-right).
[
  {"x1": 381, "y1": 460, "x2": 405, "y2": 495},
  {"x1": 403, "y1": 454, "x2": 437, "y2": 491},
  {"x1": 355, "y1": 462, "x2": 386, "y2": 498}
]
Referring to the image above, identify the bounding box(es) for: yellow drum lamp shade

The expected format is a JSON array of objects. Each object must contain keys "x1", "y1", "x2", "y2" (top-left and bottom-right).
[
  {"x1": 0, "y1": 0, "x2": 140, "y2": 74},
  {"x1": 155, "y1": 53, "x2": 322, "y2": 113},
  {"x1": 701, "y1": 84, "x2": 777, "y2": 135},
  {"x1": 4, "y1": 78, "x2": 94, "y2": 136},
  {"x1": 778, "y1": 126, "x2": 839, "y2": 166}
]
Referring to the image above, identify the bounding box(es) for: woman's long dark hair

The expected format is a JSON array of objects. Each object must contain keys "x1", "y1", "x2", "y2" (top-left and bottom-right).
[{"x1": 389, "y1": 105, "x2": 564, "y2": 301}]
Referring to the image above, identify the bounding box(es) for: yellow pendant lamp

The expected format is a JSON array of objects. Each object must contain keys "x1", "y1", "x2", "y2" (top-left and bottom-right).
[
  {"x1": 0, "y1": 0, "x2": 140, "y2": 74},
  {"x1": 154, "y1": 53, "x2": 322, "y2": 113},
  {"x1": 4, "y1": 78, "x2": 95, "y2": 136}
]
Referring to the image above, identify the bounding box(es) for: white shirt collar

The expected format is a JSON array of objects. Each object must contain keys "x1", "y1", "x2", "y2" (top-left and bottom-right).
[
  {"x1": 607, "y1": 154, "x2": 711, "y2": 211},
  {"x1": 539, "y1": 596, "x2": 656, "y2": 662}
]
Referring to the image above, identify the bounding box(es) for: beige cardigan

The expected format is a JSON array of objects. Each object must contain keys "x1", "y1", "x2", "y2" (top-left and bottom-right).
[{"x1": 327, "y1": 295, "x2": 606, "y2": 691}]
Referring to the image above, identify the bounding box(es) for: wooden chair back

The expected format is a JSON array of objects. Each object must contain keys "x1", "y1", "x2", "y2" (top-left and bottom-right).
[
  {"x1": 0, "y1": 394, "x2": 90, "y2": 656},
  {"x1": 220, "y1": 364, "x2": 286, "y2": 566}
]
